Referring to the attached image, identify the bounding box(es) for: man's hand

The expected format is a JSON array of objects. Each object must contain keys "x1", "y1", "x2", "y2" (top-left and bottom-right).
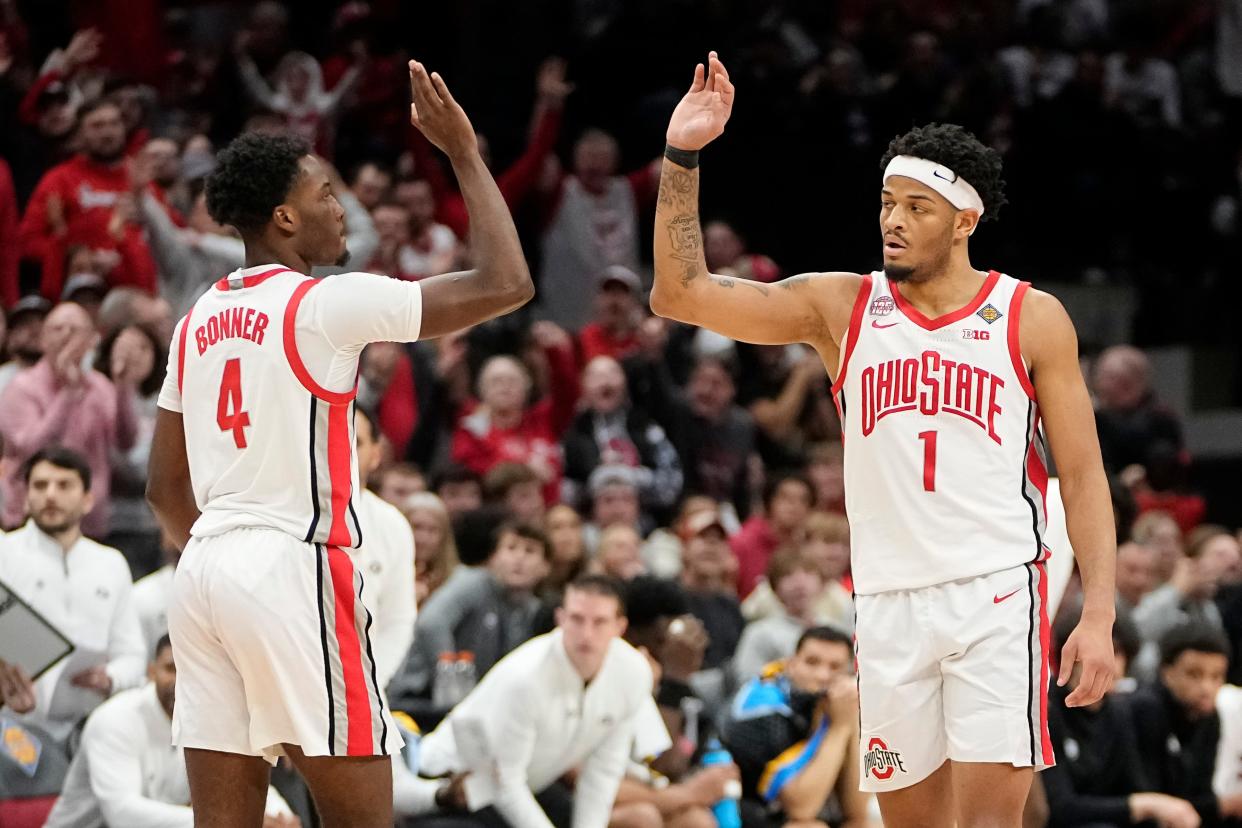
[
  {"x1": 661, "y1": 615, "x2": 709, "y2": 682},
  {"x1": 70, "y1": 665, "x2": 113, "y2": 696},
  {"x1": 824, "y1": 675, "x2": 859, "y2": 726},
  {"x1": 408, "y1": 60, "x2": 478, "y2": 161},
  {"x1": 435, "y1": 773, "x2": 470, "y2": 812},
  {"x1": 536, "y1": 57, "x2": 574, "y2": 103},
  {"x1": 530, "y1": 320, "x2": 571, "y2": 352},
  {"x1": 0, "y1": 661, "x2": 36, "y2": 713},
  {"x1": 1058, "y1": 611, "x2": 1115, "y2": 707},
  {"x1": 63, "y1": 29, "x2": 103, "y2": 73},
  {"x1": 683, "y1": 764, "x2": 740, "y2": 807},
  {"x1": 53, "y1": 330, "x2": 95, "y2": 388},
  {"x1": 1130, "y1": 793, "x2": 1200, "y2": 828},
  {"x1": 666, "y1": 51, "x2": 735, "y2": 152}
]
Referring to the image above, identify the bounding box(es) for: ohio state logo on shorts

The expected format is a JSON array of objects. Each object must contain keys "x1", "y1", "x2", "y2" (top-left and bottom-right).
[{"x1": 863, "y1": 737, "x2": 907, "y2": 780}]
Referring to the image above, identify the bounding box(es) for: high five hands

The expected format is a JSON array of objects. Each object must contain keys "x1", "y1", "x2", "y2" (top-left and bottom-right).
[{"x1": 666, "y1": 51, "x2": 736, "y2": 152}]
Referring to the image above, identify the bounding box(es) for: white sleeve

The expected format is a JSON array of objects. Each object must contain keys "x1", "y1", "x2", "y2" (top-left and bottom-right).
[
  {"x1": 85, "y1": 704, "x2": 195, "y2": 828},
  {"x1": 104, "y1": 560, "x2": 149, "y2": 693},
  {"x1": 156, "y1": 318, "x2": 184, "y2": 413},
  {"x1": 371, "y1": 507, "x2": 417, "y2": 688},
  {"x1": 572, "y1": 710, "x2": 641, "y2": 828},
  {"x1": 300, "y1": 272, "x2": 423, "y2": 351},
  {"x1": 487, "y1": 683, "x2": 556, "y2": 828}
]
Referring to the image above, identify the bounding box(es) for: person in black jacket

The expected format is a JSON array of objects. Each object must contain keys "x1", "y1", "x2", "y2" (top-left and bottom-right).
[
  {"x1": 562, "y1": 354, "x2": 683, "y2": 523},
  {"x1": 1127, "y1": 622, "x2": 1242, "y2": 827},
  {"x1": 1044, "y1": 609, "x2": 1200, "y2": 828}
]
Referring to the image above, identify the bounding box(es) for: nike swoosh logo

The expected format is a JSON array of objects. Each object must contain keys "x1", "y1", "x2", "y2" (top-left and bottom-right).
[
  {"x1": 993, "y1": 588, "x2": 1022, "y2": 604},
  {"x1": 871, "y1": 320, "x2": 898, "y2": 329},
  {"x1": 933, "y1": 169, "x2": 958, "y2": 183}
]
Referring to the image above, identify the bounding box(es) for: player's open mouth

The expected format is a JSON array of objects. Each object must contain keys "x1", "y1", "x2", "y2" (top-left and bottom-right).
[{"x1": 884, "y1": 242, "x2": 905, "y2": 253}]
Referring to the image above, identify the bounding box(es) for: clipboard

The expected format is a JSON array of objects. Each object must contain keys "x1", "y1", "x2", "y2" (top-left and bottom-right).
[{"x1": 0, "y1": 577, "x2": 75, "y2": 681}]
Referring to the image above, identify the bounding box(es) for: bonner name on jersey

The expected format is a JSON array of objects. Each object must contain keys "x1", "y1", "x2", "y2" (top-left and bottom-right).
[
  {"x1": 194, "y1": 307, "x2": 271, "y2": 355},
  {"x1": 859, "y1": 349, "x2": 1005, "y2": 445}
]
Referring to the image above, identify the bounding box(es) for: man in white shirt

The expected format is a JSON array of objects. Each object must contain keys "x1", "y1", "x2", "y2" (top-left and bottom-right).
[
  {"x1": 0, "y1": 447, "x2": 146, "y2": 743},
  {"x1": 419, "y1": 575, "x2": 654, "y2": 828},
  {"x1": 353, "y1": 405, "x2": 418, "y2": 687},
  {"x1": 131, "y1": 534, "x2": 181, "y2": 652},
  {"x1": 44, "y1": 635, "x2": 299, "y2": 828}
]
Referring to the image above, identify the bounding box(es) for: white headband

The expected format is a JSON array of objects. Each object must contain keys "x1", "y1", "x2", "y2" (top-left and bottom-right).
[{"x1": 883, "y1": 155, "x2": 985, "y2": 220}]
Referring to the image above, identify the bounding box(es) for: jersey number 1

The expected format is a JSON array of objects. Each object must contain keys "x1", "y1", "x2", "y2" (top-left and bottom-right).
[
  {"x1": 217, "y1": 358, "x2": 251, "y2": 448},
  {"x1": 918, "y1": 430, "x2": 937, "y2": 492}
]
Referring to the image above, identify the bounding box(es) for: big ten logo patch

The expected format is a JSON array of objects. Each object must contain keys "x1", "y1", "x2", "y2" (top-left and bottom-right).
[
  {"x1": 962, "y1": 329, "x2": 990, "y2": 340},
  {"x1": 863, "y1": 737, "x2": 906, "y2": 780}
]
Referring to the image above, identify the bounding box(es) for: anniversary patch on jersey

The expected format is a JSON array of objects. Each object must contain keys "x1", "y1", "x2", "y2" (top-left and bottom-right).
[
  {"x1": 977, "y1": 303, "x2": 1003, "y2": 324},
  {"x1": 870, "y1": 295, "x2": 895, "y2": 317}
]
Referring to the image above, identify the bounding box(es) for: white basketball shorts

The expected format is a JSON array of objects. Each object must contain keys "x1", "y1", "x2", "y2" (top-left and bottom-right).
[
  {"x1": 168, "y1": 526, "x2": 402, "y2": 763},
  {"x1": 854, "y1": 561, "x2": 1055, "y2": 793}
]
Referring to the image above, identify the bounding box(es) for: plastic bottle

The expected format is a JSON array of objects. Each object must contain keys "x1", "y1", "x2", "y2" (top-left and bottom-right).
[
  {"x1": 432, "y1": 652, "x2": 457, "y2": 708},
  {"x1": 453, "y1": 651, "x2": 478, "y2": 704},
  {"x1": 701, "y1": 738, "x2": 742, "y2": 828}
]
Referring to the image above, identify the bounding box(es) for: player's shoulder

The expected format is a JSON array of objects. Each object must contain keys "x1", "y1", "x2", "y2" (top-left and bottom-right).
[{"x1": 1016, "y1": 285, "x2": 1075, "y2": 333}]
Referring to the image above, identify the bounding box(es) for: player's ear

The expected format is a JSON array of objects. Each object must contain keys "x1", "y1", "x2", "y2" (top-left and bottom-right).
[
  {"x1": 955, "y1": 209, "x2": 980, "y2": 239},
  {"x1": 272, "y1": 203, "x2": 299, "y2": 235}
]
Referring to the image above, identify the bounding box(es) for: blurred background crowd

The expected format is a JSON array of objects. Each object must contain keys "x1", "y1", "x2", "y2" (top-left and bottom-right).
[{"x1": 1, "y1": 0, "x2": 1242, "y2": 826}]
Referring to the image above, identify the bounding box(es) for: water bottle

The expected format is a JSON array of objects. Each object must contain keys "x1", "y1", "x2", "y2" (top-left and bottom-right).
[
  {"x1": 432, "y1": 652, "x2": 457, "y2": 708},
  {"x1": 680, "y1": 696, "x2": 704, "y2": 755},
  {"x1": 702, "y1": 738, "x2": 741, "y2": 828},
  {"x1": 452, "y1": 651, "x2": 477, "y2": 704}
]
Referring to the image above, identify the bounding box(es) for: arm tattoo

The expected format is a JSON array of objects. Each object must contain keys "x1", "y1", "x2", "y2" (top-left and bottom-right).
[
  {"x1": 710, "y1": 276, "x2": 770, "y2": 296},
  {"x1": 779, "y1": 274, "x2": 813, "y2": 291},
  {"x1": 658, "y1": 165, "x2": 704, "y2": 289}
]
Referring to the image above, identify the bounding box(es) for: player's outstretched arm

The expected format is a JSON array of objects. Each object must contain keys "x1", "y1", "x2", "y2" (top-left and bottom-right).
[
  {"x1": 1023, "y1": 289, "x2": 1116, "y2": 707},
  {"x1": 651, "y1": 52, "x2": 858, "y2": 349},
  {"x1": 406, "y1": 61, "x2": 534, "y2": 339}
]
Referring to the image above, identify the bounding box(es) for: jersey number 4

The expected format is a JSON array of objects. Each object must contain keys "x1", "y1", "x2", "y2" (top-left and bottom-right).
[{"x1": 217, "y1": 358, "x2": 251, "y2": 448}]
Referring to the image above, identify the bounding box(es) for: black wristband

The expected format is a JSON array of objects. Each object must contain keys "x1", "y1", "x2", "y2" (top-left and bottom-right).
[{"x1": 664, "y1": 144, "x2": 700, "y2": 169}]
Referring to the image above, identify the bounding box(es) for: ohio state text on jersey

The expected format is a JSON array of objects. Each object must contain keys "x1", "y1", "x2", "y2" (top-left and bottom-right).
[{"x1": 834, "y1": 270, "x2": 1049, "y2": 595}]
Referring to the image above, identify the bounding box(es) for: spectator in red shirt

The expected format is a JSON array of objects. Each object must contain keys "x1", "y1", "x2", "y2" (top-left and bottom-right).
[
  {"x1": 577, "y1": 265, "x2": 643, "y2": 364},
  {"x1": 451, "y1": 324, "x2": 580, "y2": 505},
  {"x1": 18, "y1": 98, "x2": 158, "y2": 300},
  {"x1": 703, "y1": 219, "x2": 781, "y2": 283},
  {"x1": 731, "y1": 474, "x2": 815, "y2": 599}
]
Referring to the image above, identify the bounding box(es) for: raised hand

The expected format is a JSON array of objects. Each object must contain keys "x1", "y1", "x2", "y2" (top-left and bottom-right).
[
  {"x1": 408, "y1": 60, "x2": 478, "y2": 161},
  {"x1": 536, "y1": 57, "x2": 573, "y2": 103},
  {"x1": 666, "y1": 51, "x2": 735, "y2": 152},
  {"x1": 0, "y1": 661, "x2": 36, "y2": 713}
]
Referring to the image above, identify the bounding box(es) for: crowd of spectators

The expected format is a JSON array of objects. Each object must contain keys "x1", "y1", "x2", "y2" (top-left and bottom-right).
[{"x1": 1, "y1": 0, "x2": 1242, "y2": 826}]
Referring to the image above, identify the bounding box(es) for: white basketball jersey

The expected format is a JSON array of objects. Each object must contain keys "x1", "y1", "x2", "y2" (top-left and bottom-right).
[
  {"x1": 158, "y1": 265, "x2": 424, "y2": 548},
  {"x1": 834, "y1": 270, "x2": 1049, "y2": 595}
]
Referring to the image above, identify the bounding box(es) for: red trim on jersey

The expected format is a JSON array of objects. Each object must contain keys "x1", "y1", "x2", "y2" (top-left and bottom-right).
[
  {"x1": 176, "y1": 309, "x2": 193, "y2": 396},
  {"x1": 891, "y1": 270, "x2": 1000, "y2": 330},
  {"x1": 1026, "y1": 414, "x2": 1049, "y2": 517},
  {"x1": 325, "y1": 400, "x2": 354, "y2": 547},
  {"x1": 213, "y1": 266, "x2": 293, "y2": 291},
  {"x1": 283, "y1": 279, "x2": 357, "y2": 405},
  {"x1": 326, "y1": 545, "x2": 374, "y2": 756},
  {"x1": 1008, "y1": 281, "x2": 1036, "y2": 399},
  {"x1": 830, "y1": 274, "x2": 873, "y2": 395},
  {"x1": 1036, "y1": 559, "x2": 1054, "y2": 765}
]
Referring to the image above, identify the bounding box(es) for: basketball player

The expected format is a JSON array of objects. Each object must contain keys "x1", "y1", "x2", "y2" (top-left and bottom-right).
[
  {"x1": 652, "y1": 53, "x2": 1116, "y2": 828},
  {"x1": 145, "y1": 61, "x2": 533, "y2": 827}
]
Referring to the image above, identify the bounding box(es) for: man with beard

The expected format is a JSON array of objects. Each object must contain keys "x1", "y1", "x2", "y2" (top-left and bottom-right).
[
  {"x1": 0, "y1": 447, "x2": 146, "y2": 745},
  {"x1": 0, "y1": 295, "x2": 51, "y2": 395},
  {"x1": 722, "y1": 626, "x2": 868, "y2": 827},
  {"x1": 653, "y1": 54, "x2": 1116, "y2": 828},
  {"x1": 42, "y1": 635, "x2": 299, "y2": 827},
  {"x1": 18, "y1": 98, "x2": 159, "y2": 299}
]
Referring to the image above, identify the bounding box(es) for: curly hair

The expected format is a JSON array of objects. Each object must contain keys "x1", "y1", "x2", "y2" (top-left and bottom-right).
[
  {"x1": 205, "y1": 132, "x2": 309, "y2": 235},
  {"x1": 879, "y1": 123, "x2": 1007, "y2": 222}
]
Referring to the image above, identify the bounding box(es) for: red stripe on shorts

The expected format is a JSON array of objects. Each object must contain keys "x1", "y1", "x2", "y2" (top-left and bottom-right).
[
  {"x1": 1036, "y1": 559, "x2": 1054, "y2": 764},
  {"x1": 327, "y1": 545, "x2": 373, "y2": 755}
]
